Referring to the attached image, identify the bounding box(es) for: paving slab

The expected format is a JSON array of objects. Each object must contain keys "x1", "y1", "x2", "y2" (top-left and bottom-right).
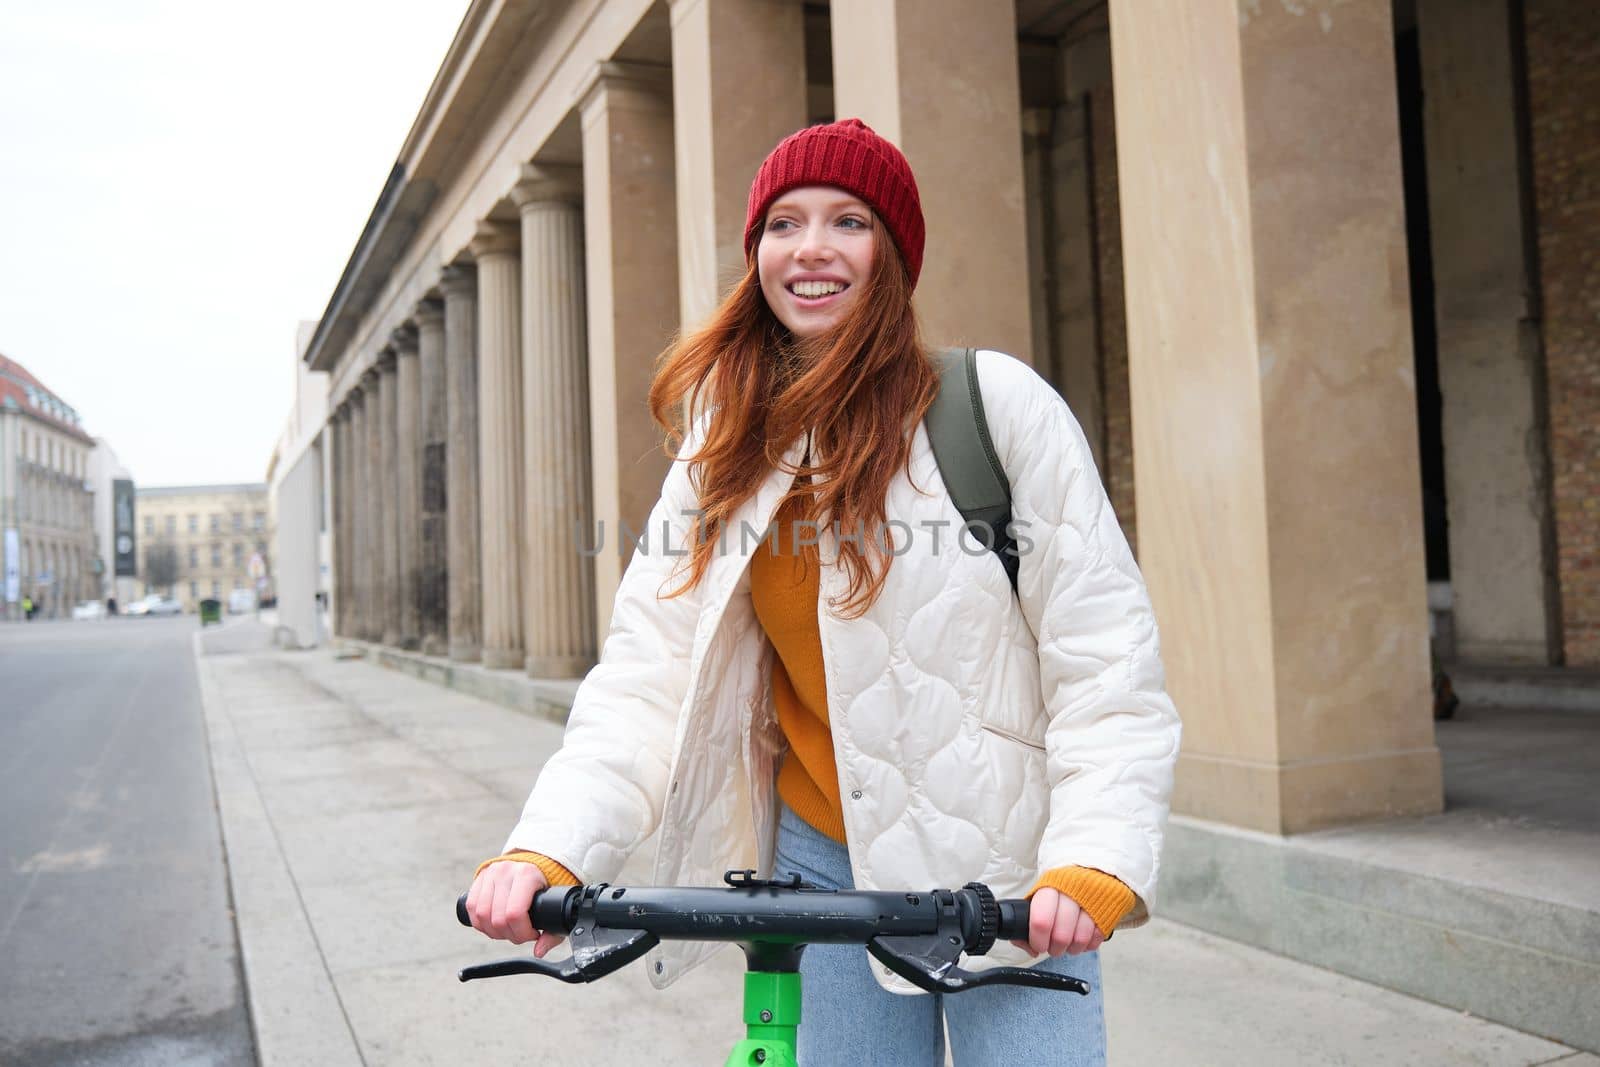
[{"x1": 1103, "y1": 920, "x2": 1580, "y2": 1067}]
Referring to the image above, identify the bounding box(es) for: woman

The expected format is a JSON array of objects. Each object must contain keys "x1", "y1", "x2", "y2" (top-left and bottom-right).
[{"x1": 466, "y1": 118, "x2": 1180, "y2": 1065}]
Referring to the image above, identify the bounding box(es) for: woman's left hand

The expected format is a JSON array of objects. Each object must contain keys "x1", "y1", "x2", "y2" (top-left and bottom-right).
[{"x1": 1012, "y1": 887, "x2": 1105, "y2": 957}]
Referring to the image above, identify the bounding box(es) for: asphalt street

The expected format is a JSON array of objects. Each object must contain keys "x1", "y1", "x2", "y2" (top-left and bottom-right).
[{"x1": 0, "y1": 616, "x2": 255, "y2": 1066}]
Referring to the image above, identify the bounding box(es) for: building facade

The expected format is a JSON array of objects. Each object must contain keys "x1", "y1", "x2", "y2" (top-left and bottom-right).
[
  {"x1": 266, "y1": 321, "x2": 332, "y2": 648},
  {"x1": 0, "y1": 354, "x2": 98, "y2": 620},
  {"x1": 135, "y1": 484, "x2": 270, "y2": 612},
  {"x1": 308, "y1": 0, "x2": 1596, "y2": 827},
  {"x1": 88, "y1": 438, "x2": 140, "y2": 610}
]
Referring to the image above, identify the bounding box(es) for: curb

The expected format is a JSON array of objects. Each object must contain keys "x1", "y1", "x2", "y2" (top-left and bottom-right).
[
  {"x1": 338, "y1": 639, "x2": 580, "y2": 725},
  {"x1": 191, "y1": 632, "x2": 365, "y2": 1066}
]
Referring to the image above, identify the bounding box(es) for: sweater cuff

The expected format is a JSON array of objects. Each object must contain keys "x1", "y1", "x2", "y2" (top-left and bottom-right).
[
  {"x1": 1027, "y1": 866, "x2": 1136, "y2": 937},
  {"x1": 474, "y1": 850, "x2": 582, "y2": 887}
]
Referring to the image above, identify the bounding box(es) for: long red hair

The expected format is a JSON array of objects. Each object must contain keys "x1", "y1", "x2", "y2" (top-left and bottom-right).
[{"x1": 648, "y1": 221, "x2": 938, "y2": 616}]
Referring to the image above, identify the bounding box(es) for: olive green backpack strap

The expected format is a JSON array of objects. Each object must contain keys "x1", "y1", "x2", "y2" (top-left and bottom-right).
[{"x1": 924, "y1": 347, "x2": 1018, "y2": 593}]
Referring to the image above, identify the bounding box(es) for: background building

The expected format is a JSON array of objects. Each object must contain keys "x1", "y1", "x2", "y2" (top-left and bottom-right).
[
  {"x1": 135, "y1": 484, "x2": 269, "y2": 612},
  {"x1": 88, "y1": 438, "x2": 140, "y2": 610},
  {"x1": 0, "y1": 353, "x2": 98, "y2": 620},
  {"x1": 266, "y1": 321, "x2": 331, "y2": 648},
  {"x1": 293, "y1": 0, "x2": 1597, "y2": 1048}
]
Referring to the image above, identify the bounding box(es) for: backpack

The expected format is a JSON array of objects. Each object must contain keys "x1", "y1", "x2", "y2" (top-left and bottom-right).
[{"x1": 924, "y1": 347, "x2": 1018, "y2": 593}]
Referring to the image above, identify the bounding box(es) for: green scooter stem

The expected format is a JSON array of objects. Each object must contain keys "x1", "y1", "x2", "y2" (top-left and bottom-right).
[{"x1": 726, "y1": 970, "x2": 802, "y2": 1067}]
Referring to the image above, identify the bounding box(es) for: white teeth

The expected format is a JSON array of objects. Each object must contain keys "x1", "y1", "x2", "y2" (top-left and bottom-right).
[{"x1": 790, "y1": 280, "x2": 846, "y2": 298}]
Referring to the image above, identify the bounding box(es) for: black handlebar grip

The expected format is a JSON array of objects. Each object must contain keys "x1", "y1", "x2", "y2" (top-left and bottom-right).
[
  {"x1": 532, "y1": 887, "x2": 575, "y2": 933},
  {"x1": 996, "y1": 899, "x2": 1031, "y2": 943},
  {"x1": 456, "y1": 887, "x2": 578, "y2": 932}
]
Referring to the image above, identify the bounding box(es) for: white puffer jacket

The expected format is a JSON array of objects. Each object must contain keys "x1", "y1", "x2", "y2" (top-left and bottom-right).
[{"x1": 505, "y1": 349, "x2": 1181, "y2": 993}]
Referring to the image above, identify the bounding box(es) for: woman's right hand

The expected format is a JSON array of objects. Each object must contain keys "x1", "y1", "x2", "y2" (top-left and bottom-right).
[{"x1": 465, "y1": 859, "x2": 565, "y2": 957}]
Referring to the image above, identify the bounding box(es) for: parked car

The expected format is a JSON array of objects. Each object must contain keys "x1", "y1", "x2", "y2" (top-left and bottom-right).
[
  {"x1": 126, "y1": 594, "x2": 181, "y2": 616},
  {"x1": 71, "y1": 601, "x2": 107, "y2": 621},
  {"x1": 146, "y1": 596, "x2": 183, "y2": 616}
]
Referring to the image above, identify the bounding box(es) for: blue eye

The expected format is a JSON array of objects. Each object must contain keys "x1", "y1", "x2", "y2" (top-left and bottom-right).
[
  {"x1": 838, "y1": 216, "x2": 868, "y2": 230},
  {"x1": 767, "y1": 218, "x2": 795, "y2": 233}
]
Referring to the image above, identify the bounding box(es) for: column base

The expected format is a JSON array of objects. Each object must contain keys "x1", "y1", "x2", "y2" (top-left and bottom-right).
[
  {"x1": 381, "y1": 629, "x2": 401, "y2": 647},
  {"x1": 399, "y1": 634, "x2": 421, "y2": 651},
  {"x1": 524, "y1": 653, "x2": 595, "y2": 680},
  {"x1": 1173, "y1": 746, "x2": 1443, "y2": 834},
  {"x1": 448, "y1": 639, "x2": 481, "y2": 663},
  {"x1": 481, "y1": 646, "x2": 523, "y2": 670},
  {"x1": 421, "y1": 634, "x2": 448, "y2": 658}
]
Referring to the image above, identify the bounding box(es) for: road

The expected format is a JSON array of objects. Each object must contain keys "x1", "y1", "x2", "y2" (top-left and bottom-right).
[{"x1": 0, "y1": 616, "x2": 255, "y2": 1066}]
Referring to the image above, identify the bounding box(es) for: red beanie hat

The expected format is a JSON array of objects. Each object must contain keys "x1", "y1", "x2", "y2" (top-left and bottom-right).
[{"x1": 744, "y1": 118, "x2": 925, "y2": 288}]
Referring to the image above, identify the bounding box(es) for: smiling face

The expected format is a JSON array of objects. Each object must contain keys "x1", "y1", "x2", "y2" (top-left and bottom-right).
[{"x1": 756, "y1": 186, "x2": 878, "y2": 339}]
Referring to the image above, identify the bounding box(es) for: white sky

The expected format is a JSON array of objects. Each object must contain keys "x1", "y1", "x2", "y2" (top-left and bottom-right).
[{"x1": 0, "y1": 1, "x2": 472, "y2": 486}]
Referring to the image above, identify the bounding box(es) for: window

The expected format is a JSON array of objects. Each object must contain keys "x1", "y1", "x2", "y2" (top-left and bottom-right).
[
  {"x1": 187, "y1": 514, "x2": 198, "y2": 533},
  {"x1": 143, "y1": 516, "x2": 154, "y2": 536},
  {"x1": 189, "y1": 581, "x2": 198, "y2": 599},
  {"x1": 253, "y1": 512, "x2": 265, "y2": 531},
  {"x1": 231, "y1": 512, "x2": 244, "y2": 532},
  {"x1": 210, "y1": 514, "x2": 220, "y2": 532},
  {"x1": 232, "y1": 543, "x2": 244, "y2": 567},
  {"x1": 211, "y1": 544, "x2": 222, "y2": 568},
  {"x1": 211, "y1": 581, "x2": 220, "y2": 597},
  {"x1": 188, "y1": 547, "x2": 198, "y2": 568}
]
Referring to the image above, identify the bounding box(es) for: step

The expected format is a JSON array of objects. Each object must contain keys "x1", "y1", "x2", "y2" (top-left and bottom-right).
[
  {"x1": 1443, "y1": 663, "x2": 1600, "y2": 713},
  {"x1": 339, "y1": 640, "x2": 580, "y2": 724},
  {"x1": 1160, "y1": 813, "x2": 1600, "y2": 1054}
]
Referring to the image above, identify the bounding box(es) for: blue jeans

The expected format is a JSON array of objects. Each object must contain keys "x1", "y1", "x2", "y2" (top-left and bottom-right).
[{"x1": 774, "y1": 804, "x2": 1106, "y2": 1066}]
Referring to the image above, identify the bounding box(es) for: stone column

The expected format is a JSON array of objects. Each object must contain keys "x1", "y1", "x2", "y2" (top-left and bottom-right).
[
  {"x1": 1107, "y1": 0, "x2": 1441, "y2": 832},
  {"x1": 1416, "y1": 0, "x2": 1559, "y2": 665},
  {"x1": 416, "y1": 298, "x2": 450, "y2": 657},
  {"x1": 344, "y1": 398, "x2": 360, "y2": 639},
  {"x1": 343, "y1": 399, "x2": 360, "y2": 638},
  {"x1": 378, "y1": 349, "x2": 401, "y2": 646},
  {"x1": 470, "y1": 223, "x2": 525, "y2": 670},
  {"x1": 343, "y1": 399, "x2": 360, "y2": 637},
  {"x1": 442, "y1": 265, "x2": 483, "y2": 662},
  {"x1": 668, "y1": 0, "x2": 808, "y2": 328},
  {"x1": 359, "y1": 370, "x2": 382, "y2": 642},
  {"x1": 832, "y1": 0, "x2": 1033, "y2": 360},
  {"x1": 393, "y1": 324, "x2": 423, "y2": 650},
  {"x1": 578, "y1": 62, "x2": 678, "y2": 639},
  {"x1": 331, "y1": 404, "x2": 349, "y2": 638},
  {"x1": 512, "y1": 165, "x2": 596, "y2": 678}
]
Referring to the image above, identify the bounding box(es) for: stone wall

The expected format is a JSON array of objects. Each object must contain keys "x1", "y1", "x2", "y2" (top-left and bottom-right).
[{"x1": 1525, "y1": 0, "x2": 1600, "y2": 665}]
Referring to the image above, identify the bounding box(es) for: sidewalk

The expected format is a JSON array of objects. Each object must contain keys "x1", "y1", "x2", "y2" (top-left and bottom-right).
[{"x1": 194, "y1": 628, "x2": 1598, "y2": 1066}]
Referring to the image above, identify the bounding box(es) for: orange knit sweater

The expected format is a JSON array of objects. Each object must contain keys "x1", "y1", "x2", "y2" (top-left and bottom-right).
[{"x1": 481, "y1": 494, "x2": 1136, "y2": 937}]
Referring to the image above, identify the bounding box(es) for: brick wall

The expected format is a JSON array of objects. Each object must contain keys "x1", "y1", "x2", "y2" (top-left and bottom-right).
[
  {"x1": 1525, "y1": 0, "x2": 1600, "y2": 665},
  {"x1": 1090, "y1": 88, "x2": 1137, "y2": 555}
]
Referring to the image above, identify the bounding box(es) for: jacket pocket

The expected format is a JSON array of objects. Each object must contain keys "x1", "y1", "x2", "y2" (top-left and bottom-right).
[{"x1": 978, "y1": 721, "x2": 1047, "y2": 753}]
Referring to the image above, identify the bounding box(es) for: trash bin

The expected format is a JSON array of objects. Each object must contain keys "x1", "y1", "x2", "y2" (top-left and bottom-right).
[{"x1": 199, "y1": 598, "x2": 222, "y2": 626}]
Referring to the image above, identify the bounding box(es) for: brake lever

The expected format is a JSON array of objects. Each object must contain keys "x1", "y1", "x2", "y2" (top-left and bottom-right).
[
  {"x1": 458, "y1": 885, "x2": 660, "y2": 984},
  {"x1": 866, "y1": 890, "x2": 1090, "y2": 996},
  {"x1": 867, "y1": 933, "x2": 1090, "y2": 995},
  {"x1": 458, "y1": 925, "x2": 658, "y2": 983}
]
